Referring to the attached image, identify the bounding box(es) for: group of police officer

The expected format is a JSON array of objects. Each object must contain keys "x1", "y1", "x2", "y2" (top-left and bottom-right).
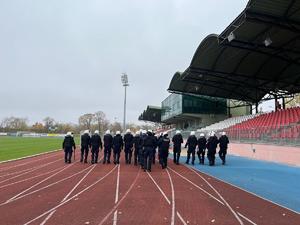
[{"x1": 62, "y1": 129, "x2": 229, "y2": 171}]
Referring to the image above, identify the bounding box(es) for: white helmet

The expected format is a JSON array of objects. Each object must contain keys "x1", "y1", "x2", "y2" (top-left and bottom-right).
[
  {"x1": 191, "y1": 131, "x2": 195, "y2": 136},
  {"x1": 66, "y1": 131, "x2": 72, "y2": 136},
  {"x1": 126, "y1": 129, "x2": 131, "y2": 133},
  {"x1": 163, "y1": 131, "x2": 168, "y2": 136},
  {"x1": 95, "y1": 130, "x2": 99, "y2": 134},
  {"x1": 84, "y1": 130, "x2": 89, "y2": 134},
  {"x1": 116, "y1": 131, "x2": 121, "y2": 135},
  {"x1": 142, "y1": 130, "x2": 147, "y2": 134},
  {"x1": 176, "y1": 130, "x2": 181, "y2": 134},
  {"x1": 105, "y1": 130, "x2": 110, "y2": 134},
  {"x1": 148, "y1": 129, "x2": 153, "y2": 133},
  {"x1": 200, "y1": 133, "x2": 205, "y2": 137},
  {"x1": 135, "y1": 131, "x2": 140, "y2": 135},
  {"x1": 210, "y1": 131, "x2": 215, "y2": 137},
  {"x1": 222, "y1": 131, "x2": 226, "y2": 136}
]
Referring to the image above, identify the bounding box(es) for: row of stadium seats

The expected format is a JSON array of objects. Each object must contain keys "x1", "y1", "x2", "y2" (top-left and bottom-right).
[{"x1": 198, "y1": 114, "x2": 259, "y2": 132}]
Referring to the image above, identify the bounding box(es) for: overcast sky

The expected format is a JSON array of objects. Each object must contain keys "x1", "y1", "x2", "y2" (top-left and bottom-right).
[{"x1": 0, "y1": 0, "x2": 249, "y2": 125}]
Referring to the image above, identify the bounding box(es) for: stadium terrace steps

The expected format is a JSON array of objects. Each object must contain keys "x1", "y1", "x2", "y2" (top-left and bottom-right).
[{"x1": 198, "y1": 114, "x2": 259, "y2": 133}]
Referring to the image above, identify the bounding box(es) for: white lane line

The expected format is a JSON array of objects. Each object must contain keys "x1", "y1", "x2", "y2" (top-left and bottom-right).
[
  {"x1": 23, "y1": 165, "x2": 118, "y2": 225},
  {"x1": 0, "y1": 165, "x2": 93, "y2": 206},
  {"x1": 147, "y1": 172, "x2": 171, "y2": 205},
  {"x1": 39, "y1": 210, "x2": 56, "y2": 225},
  {"x1": 115, "y1": 165, "x2": 120, "y2": 204},
  {"x1": 113, "y1": 210, "x2": 118, "y2": 225},
  {"x1": 166, "y1": 169, "x2": 175, "y2": 225},
  {"x1": 237, "y1": 212, "x2": 258, "y2": 225},
  {"x1": 187, "y1": 166, "x2": 247, "y2": 225},
  {"x1": 7, "y1": 162, "x2": 76, "y2": 202},
  {"x1": 98, "y1": 169, "x2": 141, "y2": 225},
  {"x1": 168, "y1": 167, "x2": 224, "y2": 205},
  {"x1": 0, "y1": 158, "x2": 61, "y2": 179},
  {"x1": 176, "y1": 211, "x2": 187, "y2": 225},
  {"x1": 61, "y1": 164, "x2": 96, "y2": 203},
  {"x1": 0, "y1": 149, "x2": 61, "y2": 168},
  {"x1": 0, "y1": 165, "x2": 65, "y2": 189}
]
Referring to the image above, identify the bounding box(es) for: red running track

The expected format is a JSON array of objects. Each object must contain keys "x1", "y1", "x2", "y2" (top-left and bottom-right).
[{"x1": 0, "y1": 150, "x2": 299, "y2": 225}]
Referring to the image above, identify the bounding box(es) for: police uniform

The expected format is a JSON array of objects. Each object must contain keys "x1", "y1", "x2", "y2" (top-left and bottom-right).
[
  {"x1": 185, "y1": 133, "x2": 197, "y2": 165},
  {"x1": 133, "y1": 132, "x2": 141, "y2": 166},
  {"x1": 62, "y1": 132, "x2": 76, "y2": 163},
  {"x1": 143, "y1": 131, "x2": 156, "y2": 172},
  {"x1": 90, "y1": 131, "x2": 103, "y2": 164},
  {"x1": 207, "y1": 133, "x2": 219, "y2": 166},
  {"x1": 197, "y1": 135, "x2": 207, "y2": 164},
  {"x1": 103, "y1": 131, "x2": 113, "y2": 164},
  {"x1": 172, "y1": 132, "x2": 183, "y2": 165},
  {"x1": 124, "y1": 131, "x2": 134, "y2": 164},
  {"x1": 158, "y1": 133, "x2": 170, "y2": 169},
  {"x1": 218, "y1": 133, "x2": 229, "y2": 165},
  {"x1": 113, "y1": 132, "x2": 123, "y2": 164},
  {"x1": 81, "y1": 131, "x2": 91, "y2": 163}
]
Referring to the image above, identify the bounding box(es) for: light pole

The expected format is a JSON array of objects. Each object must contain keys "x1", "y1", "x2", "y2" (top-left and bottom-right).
[{"x1": 121, "y1": 73, "x2": 129, "y2": 132}]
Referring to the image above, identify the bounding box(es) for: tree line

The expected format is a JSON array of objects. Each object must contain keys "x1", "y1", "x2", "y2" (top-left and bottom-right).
[{"x1": 0, "y1": 111, "x2": 154, "y2": 134}]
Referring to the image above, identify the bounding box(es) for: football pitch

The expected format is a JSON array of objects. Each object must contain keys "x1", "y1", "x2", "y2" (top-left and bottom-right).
[{"x1": 0, "y1": 136, "x2": 79, "y2": 162}]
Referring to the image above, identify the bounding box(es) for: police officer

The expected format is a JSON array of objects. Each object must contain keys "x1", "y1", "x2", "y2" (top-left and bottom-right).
[
  {"x1": 133, "y1": 131, "x2": 141, "y2": 166},
  {"x1": 113, "y1": 131, "x2": 123, "y2": 164},
  {"x1": 207, "y1": 131, "x2": 219, "y2": 166},
  {"x1": 152, "y1": 131, "x2": 158, "y2": 165},
  {"x1": 185, "y1": 131, "x2": 198, "y2": 165},
  {"x1": 90, "y1": 130, "x2": 103, "y2": 164},
  {"x1": 218, "y1": 132, "x2": 229, "y2": 165},
  {"x1": 158, "y1": 132, "x2": 170, "y2": 169},
  {"x1": 139, "y1": 130, "x2": 147, "y2": 168},
  {"x1": 197, "y1": 133, "x2": 207, "y2": 164},
  {"x1": 103, "y1": 130, "x2": 113, "y2": 164},
  {"x1": 143, "y1": 130, "x2": 156, "y2": 172},
  {"x1": 124, "y1": 129, "x2": 134, "y2": 164},
  {"x1": 62, "y1": 131, "x2": 76, "y2": 163},
  {"x1": 172, "y1": 130, "x2": 183, "y2": 165},
  {"x1": 81, "y1": 130, "x2": 91, "y2": 163},
  {"x1": 157, "y1": 133, "x2": 163, "y2": 163}
]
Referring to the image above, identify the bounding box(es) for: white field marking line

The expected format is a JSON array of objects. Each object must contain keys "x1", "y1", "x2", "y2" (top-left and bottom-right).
[
  {"x1": 0, "y1": 165, "x2": 66, "y2": 189},
  {"x1": 61, "y1": 164, "x2": 96, "y2": 202},
  {"x1": 38, "y1": 165, "x2": 97, "y2": 225},
  {"x1": 39, "y1": 210, "x2": 56, "y2": 225},
  {"x1": 98, "y1": 169, "x2": 141, "y2": 225},
  {"x1": 147, "y1": 172, "x2": 171, "y2": 205},
  {"x1": 6, "y1": 162, "x2": 76, "y2": 202},
  {"x1": 115, "y1": 164, "x2": 120, "y2": 204},
  {"x1": 23, "y1": 165, "x2": 118, "y2": 225},
  {"x1": 176, "y1": 211, "x2": 187, "y2": 225},
  {"x1": 166, "y1": 169, "x2": 175, "y2": 225},
  {"x1": 0, "y1": 158, "x2": 61, "y2": 183},
  {"x1": 186, "y1": 166, "x2": 244, "y2": 225},
  {"x1": 237, "y1": 212, "x2": 258, "y2": 225},
  {"x1": 190, "y1": 167, "x2": 300, "y2": 215},
  {"x1": 168, "y1": 167, "x2": 224, "y2": 205},
  {"x1": 0, "y1": 165, "x2": 93, "y2": 206},
  {"x1": 113, "y1": 210, "x2": 118, "y2": 225},
  {"x1": 0, "y1": 149, "x2": 61, "y2": 167}
]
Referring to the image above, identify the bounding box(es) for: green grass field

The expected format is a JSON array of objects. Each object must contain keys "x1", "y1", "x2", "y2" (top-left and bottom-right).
[{"x1": 0, "y1": 136, "x2": 79, "y2": 162}]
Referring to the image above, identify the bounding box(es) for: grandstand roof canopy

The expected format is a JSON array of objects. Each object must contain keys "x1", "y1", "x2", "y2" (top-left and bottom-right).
[
  {"x1": 169, "y1": 0, "x2": 300, "y2": 104},
  {"x1": 138, "y1": 105, "x2": 162, "y2": 123}
]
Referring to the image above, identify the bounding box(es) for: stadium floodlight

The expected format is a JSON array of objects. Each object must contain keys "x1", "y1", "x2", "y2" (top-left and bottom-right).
[
  {"x1": 264, "y1": 37, "x2": 272, "y2": 47},
  {"x1": 121, "y1": 73, "x2": 129, "y2": 132},
  {"x1": 227, "y1": 32, "x2": 236, "y2": 42}
]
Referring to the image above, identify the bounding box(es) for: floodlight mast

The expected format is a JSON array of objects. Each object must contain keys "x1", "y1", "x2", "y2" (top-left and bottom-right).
[{"x1": 121, "y1": 73, "x2": 129, "y2": 132}]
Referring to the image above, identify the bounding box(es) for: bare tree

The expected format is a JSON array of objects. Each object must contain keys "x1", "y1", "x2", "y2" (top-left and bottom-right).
[
  {"x1": 79, "y1": 113, "x2": 95, "y2": 131},
  {"x1": 43, "y1": 117, "x2": 55, "y2": 132},
  {"x1": 0, "y1": 117, "x2": 28, "y2": 131},
  {"x1": 109, "y1": 122, "x2": 122, "y2": 133},
  {"x1": 94, "y1": 111, "x2": 109, "y2": 133}
]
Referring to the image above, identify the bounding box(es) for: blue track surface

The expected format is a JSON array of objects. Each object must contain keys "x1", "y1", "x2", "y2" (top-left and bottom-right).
[{"x1": 173, "y1": 154, "x2": 300, "y2": 213}]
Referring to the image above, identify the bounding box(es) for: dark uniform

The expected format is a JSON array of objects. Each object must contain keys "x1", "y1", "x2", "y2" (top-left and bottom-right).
[
  {"x1": 152, "y1": 134, "x2": 158, "y2": 164},
  {"x1": 81, "y1": 132, "x2": 91, "y2": 163},
  {"x1": 158, "y1": 134, "x2": 170, "y2": 169},
  {"x1": 139, "y1": 132, "x2": 147, "y2": 168},
  {"x1": 207, "y1": 134, "x2": 219, "y2": 166},
  {"x1": 90, "y1": 133, "x2": 103, "y2": 164},
  {"x1": 103, "y1": 133, "x2": 113, "y2": 164},
  {"x1": 172, "y1": 133, "x2": 183, "y2": 165},
  {"x1": 157, "y1": 134, "x2": 163, "y2": 163},
  {"x1": 113, "y1": 133, "x2": 123, "y2": 164},
  {"x1": 197, "y1": 135, "x2": 207, "y2": 164},
  {"x1": 218, "y1": 134, "x2": 229, "y2": 165},
  {"x1": 124, "y1": 132, "x2": 134, "y2": 164},
  {"x1": 133, "y1": 133, "x2": 141, "y2": 166},
  {"x1": 62, "y1": 134, "x2": 76, "y2": 163},
  {"x1": 143, "y1": 131, "x2": 157, "y2": 172},
  {"x1": 185, "y1": 134, "x2": 198, "y2": 165}
]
